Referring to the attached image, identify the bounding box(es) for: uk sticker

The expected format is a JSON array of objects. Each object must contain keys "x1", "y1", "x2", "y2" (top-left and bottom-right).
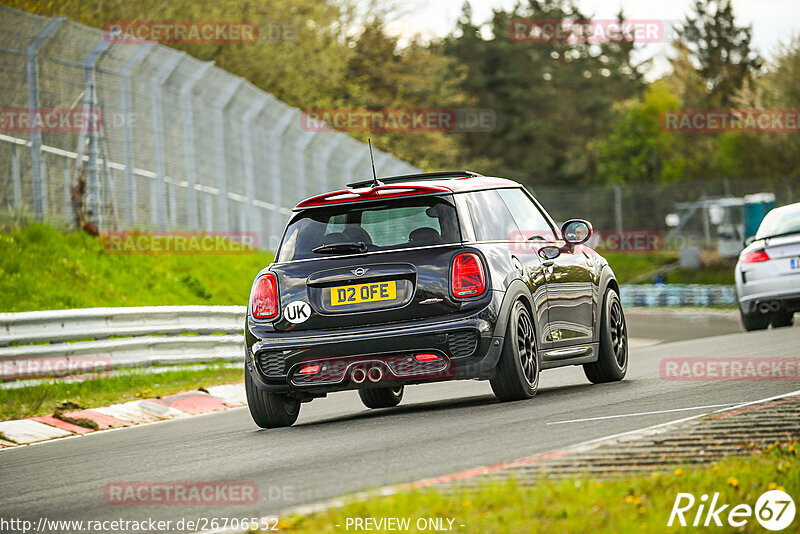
[{"x1": 284, "y1": 301, "x2": 311, "y2": 324}]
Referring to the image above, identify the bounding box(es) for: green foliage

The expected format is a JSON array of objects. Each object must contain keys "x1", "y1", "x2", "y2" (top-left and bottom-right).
[
  {"x1": 441, "y1": 0, "x2": 645, "y2": 186},
  {"x1": 0, "y1": 225, "x2": 272, "y2": 312}
]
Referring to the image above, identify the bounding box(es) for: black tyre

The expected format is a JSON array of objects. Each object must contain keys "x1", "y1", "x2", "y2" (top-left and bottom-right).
[
  {"x1": 490, "y1": 300, "x2": 539, "y2": 402},
  {"x1": 740, "y1": 309, "x2": 769, "y2": 331},
  {"x1": 245, "y1": 365, "x2": 300, "y2": 428},
  {"x1": 583, "y1": 288, "x2": 628, "y2": 384},
  {"x1": 358, "y1": 386, "x2": 404, "y2": 409},
  {"x1": 771, "y1": 312, "x2": 794, "y2": 328}
]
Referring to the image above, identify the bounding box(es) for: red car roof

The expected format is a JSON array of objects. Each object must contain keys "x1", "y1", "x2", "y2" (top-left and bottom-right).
[{"x1": 294, "y1": 176, "x2": 520, "y2": 210}]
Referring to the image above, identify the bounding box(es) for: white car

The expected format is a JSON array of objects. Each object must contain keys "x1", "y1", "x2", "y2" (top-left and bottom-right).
[{"x1": 735, "y1": 201, "x2": 800, "y2": 331}]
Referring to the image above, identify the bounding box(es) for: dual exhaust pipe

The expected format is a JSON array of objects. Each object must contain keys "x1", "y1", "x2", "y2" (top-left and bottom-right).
[
  {"x1": 757, "y1": 300, "x2": 781, "y2": 314},
  {"x1": 351, "y1": 365, "x2": 383, "y2": 384}
]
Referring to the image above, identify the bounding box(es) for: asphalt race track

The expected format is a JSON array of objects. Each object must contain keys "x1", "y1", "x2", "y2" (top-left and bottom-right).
[{"x1": 2, "y1": 313, "x2": 799, "y2": 529}]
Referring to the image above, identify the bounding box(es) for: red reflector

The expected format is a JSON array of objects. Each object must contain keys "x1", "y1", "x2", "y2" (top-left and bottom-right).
[
  {"x1": 251, "y1": 274, "x2": 278, "y2": 319},
  {"x1": 415, "y1": 353, "x2": 440, "y2": 363},
  {"x1": 451, "y1": 252, "x2": 486, "y2": 298},
  {"x1": 741, "y1": 250, "x2": 770, "y2": 264},
  {"x1": 298, "y1": 364, "x2": 321, "y2": 375}
]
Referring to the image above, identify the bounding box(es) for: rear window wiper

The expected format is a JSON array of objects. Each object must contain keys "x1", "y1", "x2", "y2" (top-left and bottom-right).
[{"x1": 312, "y1": 241, "x2": 368, "y2": 254}]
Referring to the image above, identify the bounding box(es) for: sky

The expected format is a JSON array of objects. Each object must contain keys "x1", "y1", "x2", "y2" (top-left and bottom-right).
[{"x1": 382, "y1": 0, "x2": 800, "y2": 79}]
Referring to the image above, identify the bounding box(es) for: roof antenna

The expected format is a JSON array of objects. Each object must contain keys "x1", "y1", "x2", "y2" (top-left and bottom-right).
[{"x1": 368, "y1": 139, "x2": 383, "y2": 187}]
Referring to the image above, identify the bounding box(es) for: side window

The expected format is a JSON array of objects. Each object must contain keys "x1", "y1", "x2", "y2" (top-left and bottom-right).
[
  {"x1": 463, "y1": 190, "x2": 520, "y2": 241},
  {"x1": 497, "y1": 188, "x2": 557, "y2": 241}
]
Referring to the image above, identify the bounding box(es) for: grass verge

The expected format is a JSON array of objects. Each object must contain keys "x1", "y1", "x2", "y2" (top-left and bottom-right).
[
  {"x1": 272, "y1": 444, "x2": 798, "y2": 533},
  {"x1": 0, "y1": 224, "x2": 273, "y2": 312},
  {"x1": 0, "y1": 364, "x2": 242, "y2": 422}
]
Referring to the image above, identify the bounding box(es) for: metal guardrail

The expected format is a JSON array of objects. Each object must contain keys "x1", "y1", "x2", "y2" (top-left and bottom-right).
[
  {"x1": 621, "y1": 284, "x2": 737, "y2": 307},
  {"x1": 0, "y1": 306, "x2": 246, "y2": 380}
]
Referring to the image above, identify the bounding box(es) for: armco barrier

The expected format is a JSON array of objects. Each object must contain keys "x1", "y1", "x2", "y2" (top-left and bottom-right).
[
  {"x1": 621, "y1": 284, "x2": 737, "y2": 307},
  {"x1": 0, "y1": 306, "x2": 246, "y2": 380}
]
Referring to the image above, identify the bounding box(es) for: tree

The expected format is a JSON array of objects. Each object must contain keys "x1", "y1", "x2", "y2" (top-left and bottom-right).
[
  {"x1": 441, "y1": 0, "x2": 645, "y2": 186},
  {"x1": 673, "y1": 0, "x2": 761, "y2": 108}
]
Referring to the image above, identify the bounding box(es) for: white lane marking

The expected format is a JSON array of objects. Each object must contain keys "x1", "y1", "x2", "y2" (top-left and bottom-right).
[
  {"x1": 546, "y1": 403, "x2": 737, "y2": 425},
  {"x1": 628, "y1": 337, "x2": 661, "y2": 349}
]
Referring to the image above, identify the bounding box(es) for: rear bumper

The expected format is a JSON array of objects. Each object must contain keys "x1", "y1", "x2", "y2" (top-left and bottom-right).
[
  {"x1": 738, "y1": 288, "x2": 800, "y2": 315},
  {"x1": 245, "y1": 292, "x2": 504, "y2": 394}
]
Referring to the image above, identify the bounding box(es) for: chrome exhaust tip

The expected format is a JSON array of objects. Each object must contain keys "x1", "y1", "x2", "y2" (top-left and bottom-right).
[
  {"x1": 351, "y1": 368, "x2": 366, "y2": 384},
  {"x1": 367, "y1": 366, "x2": 383, "y2": 383},
  {"x1": 758, "y1": 302, "x2": 771, "y2": 314},
  {"x1": 769, "y1": 301, "x2": 780, "y2": 312}
]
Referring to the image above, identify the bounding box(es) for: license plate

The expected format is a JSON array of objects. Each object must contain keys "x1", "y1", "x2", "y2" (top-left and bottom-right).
[{"x1": 331, "y1": 281, "x2": 397, "y2": 306}]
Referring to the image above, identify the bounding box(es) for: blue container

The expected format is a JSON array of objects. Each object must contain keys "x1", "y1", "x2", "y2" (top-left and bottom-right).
[{"x1": 743, "y1": 193, "x2": 776, "y2": 240}]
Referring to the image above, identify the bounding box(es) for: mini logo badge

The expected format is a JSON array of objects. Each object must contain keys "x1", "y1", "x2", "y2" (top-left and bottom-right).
[
  {"x1": 284, "y1": 301, "x2": 311, "y2": 324},
  {"x1": 351, "y1": 267, "x2": 369, "y2": 276}
]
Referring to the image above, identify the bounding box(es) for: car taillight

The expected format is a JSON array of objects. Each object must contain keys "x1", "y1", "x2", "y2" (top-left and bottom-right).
[
  {"x1": 451, "y1": 252, "x2": 486, "y2": 298},
  {"x1": 251, "y1": 274, "x2": 279, "y2": 319},
  {"x1": 298, "y1": 364, "x2": 320, "y2": 375},
  {"x1": 741, "y1": 250, "x2": 770, "y2": 264}
]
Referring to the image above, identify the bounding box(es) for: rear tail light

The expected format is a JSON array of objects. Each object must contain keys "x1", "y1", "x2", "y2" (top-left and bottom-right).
[
  {"x1": 251, "y1": 273, "x2": 279, "y2": 319},
  {"x1": 741, "y1": 249, "x2": 770, "y2": 264},
  {"x1": 415, "y1": 354, "x2": 440, "y2": 363},
  {"x1": 298, "y1": 364, "x2": 321, "y2": 375},
  {"x1": 451, "y1": 252, "x2": 486, "y2": 298}
]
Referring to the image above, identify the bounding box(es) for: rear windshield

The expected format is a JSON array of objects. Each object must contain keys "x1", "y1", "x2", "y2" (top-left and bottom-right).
[
  {"x1": 756, "y1": 204, "x2": 800, "y2": 239},
  {"x1": 277, "y1": 196, "x2": 461, "y2": 261}
]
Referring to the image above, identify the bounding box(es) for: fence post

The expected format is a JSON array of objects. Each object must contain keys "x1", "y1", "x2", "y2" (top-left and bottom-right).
[
  {"x1": 80, "y1": 38, "x2": 112, "y2": 231},
  {"x1": 118, "y1": 43, "x2": 154, "y2": 226},
  {"x1": 269, "y1": 108, "x2": 297, "y2": 249},
  {"x1": 149, "y1": 52, "x2": 184, "y2": 229},
  {"x1": 26, "y1": 17, "x2": 64, "y2": 221},
  {"x1": 343, "y1": 150, "x2": 370, "y2": 187},
  {"x1": 373, "y1": 151, "x2": 391, "y2": 177},
  {"x1": 295, "y1": 131, "x2": 317, "y2": 202},
  {"x1": 212, "y1": 78, "x2": 243, "y2": 233},
  {"x1": 179, "y1": 60, "x2": 214, "y2": 230},
  {"x1": 241, "y1": 95, "x2": 267, "y2": 235},
  {"x1": 319, "y1": 134, "x2": 345, "y2": 194},
  {"x1": 613, "y1": 183, "x2": 623, "y2": 234},
  {"x1": 11, "y1": 144, "x2": 21, "y2": 211},
  {"x1": 62, "y1": 158, "x2": 71, "y2": 224}
]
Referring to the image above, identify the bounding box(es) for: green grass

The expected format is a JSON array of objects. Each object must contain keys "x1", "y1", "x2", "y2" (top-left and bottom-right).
[
  {"x1": 603, "y1": 252, "x2": 735, "y2": 285},
  {"x1": 272, "y1": 444, "x2": 798, "y2": 533},
  {"x1": 0, "y1": 365, "x2": 243, "y2": 422},
  {"x1": 0, "y1": 224, "x2": 273, "y2": 312},
  {"x1": 602, "y1": 252, "x2": 677, "y2": 283}
]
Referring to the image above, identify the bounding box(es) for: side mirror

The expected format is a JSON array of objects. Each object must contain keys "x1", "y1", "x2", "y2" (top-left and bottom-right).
[
  {"x1": 743, "y1": 236, "x2": 755, "y2": 247},
  {"x1": 561, "y1": 219, "x2": 592, "y2": 245}
]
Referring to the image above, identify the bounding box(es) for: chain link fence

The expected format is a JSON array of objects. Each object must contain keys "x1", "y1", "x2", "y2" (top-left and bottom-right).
[
  {"x1": 532, "y1": 176, "x2": 799, "y2": 251},
  {"x1": 0, "y1": 6, "x2": 420, "y2": 250}
]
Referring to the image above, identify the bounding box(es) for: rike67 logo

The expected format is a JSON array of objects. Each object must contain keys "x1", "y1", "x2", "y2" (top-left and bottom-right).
[{"x1": 669, "y1": 490, "x2": 796, "y2": 531}]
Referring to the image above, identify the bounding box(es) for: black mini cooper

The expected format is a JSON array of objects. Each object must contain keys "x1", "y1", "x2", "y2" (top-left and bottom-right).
[{"x1": 245, "y1": 171, "x2": 628, "y2": 427}]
